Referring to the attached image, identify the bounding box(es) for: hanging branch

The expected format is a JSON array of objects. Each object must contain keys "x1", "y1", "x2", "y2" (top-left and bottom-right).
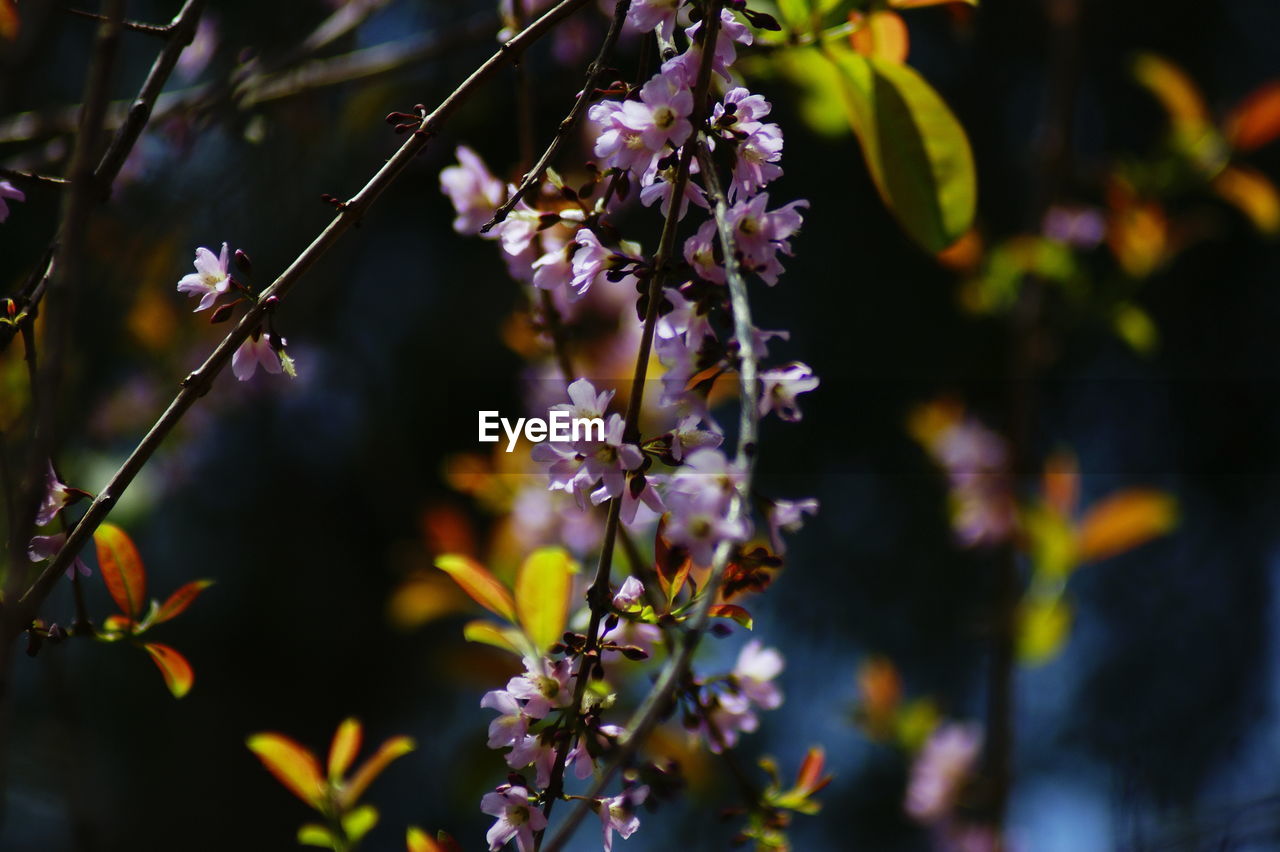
[
  {"x1": 482, "y1": 0, "x2": 634, "y2": 232},
  {"x1": 534, "y1": 3, "x2": 726, "y2": 840},
  {"x1": 539, "y1": 98, "x2": 762, "y2": 852},
  {"x1": 7, "y1": 0, "x2": 597, "y2": 640}
]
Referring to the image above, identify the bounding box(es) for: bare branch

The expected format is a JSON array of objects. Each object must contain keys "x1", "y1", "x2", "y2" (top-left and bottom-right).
[
  {"x1": 483, "y1": 0, "x2": 633, "y2": 232},
  {"x1": 10, "y1": 0, "x2": 596, "y2": 638}
]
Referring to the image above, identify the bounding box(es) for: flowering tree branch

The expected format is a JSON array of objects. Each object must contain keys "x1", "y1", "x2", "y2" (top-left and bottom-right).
[
  {"x1": 536, "y1": 3, "x2": 726, "y2": 838},
  {"x1": 483, "y1": 0, "x2": 634, "y2": 232},
  {"x1": 539, "y1": 97, "x2": 762, "y2": 852},
  {"x1": 7, "y1": 0, "x2": 597, "y2": 640}
]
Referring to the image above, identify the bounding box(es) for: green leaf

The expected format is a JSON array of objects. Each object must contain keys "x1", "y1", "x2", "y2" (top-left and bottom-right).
[
  {"x1": 435, "y1": 555, "x2": 516, "y2": 622},
  {"x1": 514, "y1": 547, "x2": 576, "y2": 653},
  {"x1": 297, "y1": 824, "x2": 336, "y2": 848},
  {"x1": 94, "y1": 523, "x2": 148, "y2": 619},
  {"x1": 343, "y1": 805, "x2": 379, "y2": 844},
  {"x1": 824, "y1": 46, "x2": 977, "y2": 252}
]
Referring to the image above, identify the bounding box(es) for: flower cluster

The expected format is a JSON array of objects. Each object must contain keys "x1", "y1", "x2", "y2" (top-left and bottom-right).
[
  {"x1": 439, "y1": 3, "x2": 824, "y2": 848},
  {"x1": 174, "y1": 243, "x2": 296, "y2": 382}
]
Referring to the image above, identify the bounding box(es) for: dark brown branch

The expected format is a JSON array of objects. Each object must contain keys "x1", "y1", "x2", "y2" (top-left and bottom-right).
[
  {"x1": 482, "y1": 0, "x2": 633, "y2": 232},
  {"x1": 63, "y1": 6, "x2": 174, "y2": 36},
  {"x1": 9, "y1": 0, "x2": 596, "y2": 638},
  {"x1": 0, "y1": 168, "x2": 70, "y2": 187}
]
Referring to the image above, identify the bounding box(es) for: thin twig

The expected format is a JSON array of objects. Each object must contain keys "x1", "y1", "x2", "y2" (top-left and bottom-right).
[
  {"x1": 0, "y1": 168, "x2": 70, "y2": 187},
  {"x1": 482, "y1": 0, "x2": 633, "y2": 232},
  {"x1": 63, "y1": 6, "x2": 174, "y2": 36},
  {"x1": 9, "y1": 0, "x2": 596, "y2": 638}
]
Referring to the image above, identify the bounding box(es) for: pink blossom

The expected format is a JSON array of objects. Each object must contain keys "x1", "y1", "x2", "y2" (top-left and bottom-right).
[
  {"x1": 639, "y1": 153, "x2": 708, "y2": 219},
  {"x1": 758, "y1": 362, "x2": 819, "y2": 422},
  {"x1": 27, "y1": 533, "x2": 90, "y2": 579},
  {"x1": 481, "y1": 784, "x2": 546, "y2": 852},
  {"x1": 0, "y1": 180, "x2": 25, "y2": 223},
  {"x1": 905, "y1": 723, "x2": 982, "y2": 823},
  {"x1": 624, "y1": 0, "x2": 682, "y2": 40},
  {"x1": 663, "y1": 449, "x2": 750, "y2": 565},
  {"x1": 588, "y1": 70, "x2": 693, "y2": 174},
  {"x1": 767, "y1": 497, "x2": 819, "y2": 554},
  {"x1": 598, "y1": 785, "x2": 649, "y2": 852},
  {"x1": 506, "y1": 656, "x2": 575, "y2": 718},
  {"x1": 232, "y1": 330, "x2": 284, "y2": 381},
  {"x1": 176, "y1": 242, "x2": 231, "y2": 312},
  {"x1": 731, "y1": 122, "x2": 784, "y2": 199},
  {"x1": 440, "y1": 146, "x2": 505, "y2": 234},
  {"x1": 480, "y1": 690, "x2": 533, "y2": 748},
  {"x1": 612, "y1": 576, "x2": 645, "y2": 610},
  {"x1": 727, "y1": 193, "x2": 808, "y2": 286},
  {"x1": 661, "y1": 9, "x2": 753, "y2": 86},
  {"x1": 732, "y1": 639, "x2": 784, "y2": 710},
  {"x1": 36, "y1": 461, "x2": 79, "y2": 526},
  {"x1": 669, "y1": 415, "x2": 723, "y2": 462}
]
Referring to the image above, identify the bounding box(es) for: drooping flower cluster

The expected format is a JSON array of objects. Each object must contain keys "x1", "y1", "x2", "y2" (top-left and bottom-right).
[{"x1": 440, "y1": 3, "x2": 825, "y2": 849}]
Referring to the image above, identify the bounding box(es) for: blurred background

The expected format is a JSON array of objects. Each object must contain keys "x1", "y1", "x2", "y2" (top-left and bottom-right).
[{"x1": 2, "y1": 0, "x2": 1280, "y2": 849}]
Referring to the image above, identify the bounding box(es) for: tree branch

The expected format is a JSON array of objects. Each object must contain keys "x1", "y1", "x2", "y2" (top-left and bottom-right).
[
  {"x1": 482, "y1": 0, "x2": 633, "y2": 232},
  {"x1": 8, "y1": 0, "x2": 596, "y2": 638},
  {"x1": 539, "y1": 12, "x2": 772, "y2": 850}
]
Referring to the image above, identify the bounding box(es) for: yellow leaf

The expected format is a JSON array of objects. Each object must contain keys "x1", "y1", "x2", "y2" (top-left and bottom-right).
[
  {"x1": 1018, "y1": 596, "x2": 1072, "y2": 665},
  {"x1": 328, "y1": 718, "x2": 362, "y2": 783},
  {"x1": 1132, "y1": 53, "x2": 1211, "y2": 139},
  {"x1": 889, "y1": 0, "x2": 978, "y2": 8},
  {"x1": 515, "y1": 547, "x2": 576, "y2": 653},
  {"x1": 343, "y1": 805, "x2": 379, "y2": 843},
  {"x1": 1112, "y1": 303, "x2": 1160, "y2": 355},
  {"x1": 297, "y1": 824, "x2": 335, "y2": 848},
  {"x1": 407, "y1": 828, "x2": 444, "y2": 852},
  {"x1": 247, "y1": 733, "x2": 325, "y2": 809},
  {"x1": 341, "y1": 736, "x2": 415, "y2": 809},
  {"x1": 1212, "y1": 164, "x2": 1280, "y2": 235},
  {"x1": 463, "y1": 619, "x2": 533, "y2": 656},
  {"x1": 435, "y1": 554, "x2": 516, "y2": 622},
  {"x1": 1076, "y1": 490, "x2": 1177, "y2": 563},
  {"x1": 387, "y1": 572, "x2": 465, "y2": 631}
]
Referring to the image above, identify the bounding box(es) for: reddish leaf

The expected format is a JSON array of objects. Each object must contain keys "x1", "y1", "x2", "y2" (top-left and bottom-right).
[
  {"x1": 0, "y1": 0, "x2": 18, "y2": 42},
  {"x1": 341, "y1": 735, "x2": 415, "y2": 809},
  {"x1": 1227, "y1": 80, "x2": 1280, "y2": 152},
  {"x1": 796, "y1": 746, "x2": 832, "y2": 795},
  {"x1": 708, "y1": 604, "x2": 754, "y2": 630},
  {"x1": 143, "y1": 643, "x2": 194, "y2": 699},
  {"x1": 328, "y1": 717, "x2": 363, "y2": 783},
  {"x1": 407, "y1": 829, "x2": 461, "y2": 852},
  {"x1": 850, "y1": 10, "x2": 910, "y2": 64},
  {"x1": 247, "y1": 732, "x2": 325, "y2": 809},
  {"x1": 654, "y1": 522, "x2": 691, "y2": 602},
  {"x1": 1076, "y1": 490, "x2": 1177, "y2": 563},
  {"x1": 434, "y1": 555, "x2": 516, "y2": 622},
  {"x1": 153, "y1": 579, "x2": 214, "y2": 624},
  {"x1": 94, "y1": 524, "x2": 147, "y2": 619}
]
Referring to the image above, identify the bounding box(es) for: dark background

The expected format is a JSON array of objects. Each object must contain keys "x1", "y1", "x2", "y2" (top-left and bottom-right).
[{"x1": 2, "y1": 0, "x2": 1280, "y2": 849}]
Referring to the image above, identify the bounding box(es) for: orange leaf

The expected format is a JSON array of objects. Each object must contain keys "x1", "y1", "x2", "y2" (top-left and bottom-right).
[
  {"x1": 0, "y1": 0, "x2": 18, "y2": 42},
  {"x1": 154, "y1": 579, "x2": 214, "y2": 624},
  {"x1": 1042, "y1": 451, "x2": 1079, "y2": 518},
  {"x1": 1227, "y1": 80, "x2": 1280, "y2": 152},
  {"x1": 247, "y1": 732, "x2": 326, "y2": 809},
  {"x1": 434, "y1": 555, "x2": 516, "y2": 622},
  {"x1": 1212, "y1": 164, "x2": 1280, "y2": 235},
  {"x1": 850, "y1": 11, "x2": 910, "y2": 64},
  {"x1": 796, "y1": 746, "x2": 831, "y2": 795},
  {"x1": 1076, "y1": 490, "x2": 1176, "y2": 563},
  {"x1": 328, "y1": 718, "x2": 363, "y2": 783},
  {"x1": 143, "y1": 643, "x2": 194, "y2": 699},
  {"x1": 341, "y1": 736, "x2": 415, "y2": 809},
  {"x1": 94, "y1": 524, "x2": 147, "y2": 619},
  {"x1": 708, "y1": 604, "x2": 753, "y2": 629}
]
